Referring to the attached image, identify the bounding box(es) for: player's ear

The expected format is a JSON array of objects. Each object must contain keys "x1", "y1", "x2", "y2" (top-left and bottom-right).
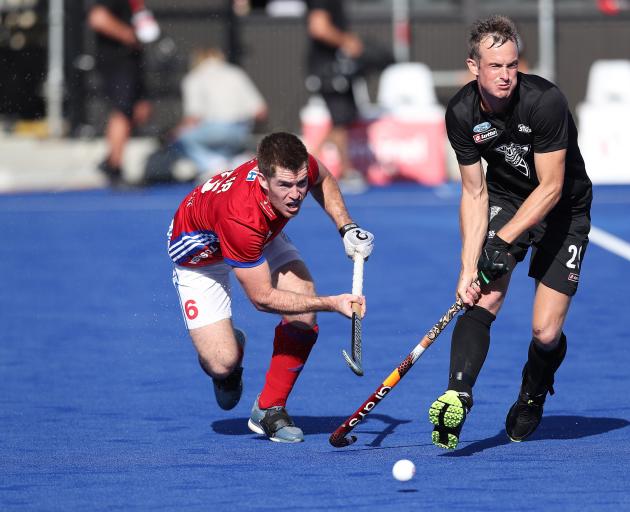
[
  {"x1": 258, "y1": 173, "x2": 269, "y2": 192},
  {"x1": 466, "y1": 58, "x2": 479, "y2": 77}
]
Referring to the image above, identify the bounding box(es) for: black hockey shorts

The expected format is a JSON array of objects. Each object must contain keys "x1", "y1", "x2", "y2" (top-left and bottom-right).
[{"x1": 487, "y1": 196, "x2": 591, "y2": 296}]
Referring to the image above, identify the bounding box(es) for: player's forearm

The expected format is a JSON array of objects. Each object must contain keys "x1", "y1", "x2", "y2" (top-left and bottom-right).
[
  {"x1": 251, "y1": 289, "x2": 335, "y2": 315},
  {"x1": 497, "y1": 182, "x2": 562, "y2": 244},
  {"x1": 460, "y1": 188, "x2": 488, "y2": 272},
  {"x1": 310, "y1": 173, "x2": 353, "y2": 230}
]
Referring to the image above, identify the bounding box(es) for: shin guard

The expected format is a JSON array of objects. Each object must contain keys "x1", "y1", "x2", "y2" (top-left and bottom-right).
[
  {"x1": 448, "y1": 305, "x2": 496, "y2": 403},
  {"x1": 258, "y1": 322, "x2": 318, "y2": 409},
  {"x1": 523, "y1": 333, "x2": 567, "y2": 396}
]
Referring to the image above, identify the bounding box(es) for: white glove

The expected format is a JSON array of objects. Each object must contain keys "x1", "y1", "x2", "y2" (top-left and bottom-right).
[
  {"x1": 340, "y1": 223, "x2": 375, "y2": 259},
  {"x1": 132, "y1": 9, "x2": 161, "y2": 44}
]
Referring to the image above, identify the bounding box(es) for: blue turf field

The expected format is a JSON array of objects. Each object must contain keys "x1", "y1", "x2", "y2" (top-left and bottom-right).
[{"x1": 1, "y1": 183, "x2": 629, "y2": 511}]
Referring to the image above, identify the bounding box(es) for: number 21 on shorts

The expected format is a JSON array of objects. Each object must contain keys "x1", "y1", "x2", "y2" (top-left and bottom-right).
[{"x1": 566, "y1": 243, "x2": 583, "y2": 269}]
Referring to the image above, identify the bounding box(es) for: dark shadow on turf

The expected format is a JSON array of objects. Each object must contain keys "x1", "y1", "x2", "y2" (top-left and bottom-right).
[
  {"x1": 212, "y1": 413, "x2": 410, "y2": 443},
  {"x1": 441, "y1": 415, "x2": 630, "y2": 457}
]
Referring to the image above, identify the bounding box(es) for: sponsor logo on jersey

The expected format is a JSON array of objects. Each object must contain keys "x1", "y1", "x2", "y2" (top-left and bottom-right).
[
  {"x1": 473, "y1": 128, "x2": 498, "y2": 144},
  {"x1": 494, "y1": 143, "x2": 531, "y2": 177},
  {"x1": 489, "y1": 206, "x2": 502, "y2": 222},
  {"x1": 246, "y1": 169, "x2": 259, "y2": 181},
  {"x1": 473, "y1": 121, "x2": 492, "y2": 133},
  {"x1": 568, "y1": 272, "x2": 579, "y2": 283},
  {"x1": 518, "y1": 124, "x2": 532, "y2": 133},
  {"x1": 190, "y1": 248, "x2": 217, "y2": 265}
]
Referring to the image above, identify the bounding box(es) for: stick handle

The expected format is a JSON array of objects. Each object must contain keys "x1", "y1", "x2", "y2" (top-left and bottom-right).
[
  {"x1": 352, "y1": 254, "x2": 364, "y2": 296},
  {"x1": 351, "y1": 255, "x2": 364, "y2": 317}
]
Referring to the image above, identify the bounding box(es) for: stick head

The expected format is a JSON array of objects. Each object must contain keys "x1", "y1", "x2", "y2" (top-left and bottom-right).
[
  {"x1": 342, "y1": 349, "x2": 364, "y2": 376},
  {"x1": 329, "y1": 433, "x2": 357, "y2": 448}
]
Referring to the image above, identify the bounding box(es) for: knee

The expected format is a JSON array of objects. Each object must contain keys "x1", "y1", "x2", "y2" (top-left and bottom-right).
[
  {"x1": 276, "y1": 321, "x2": 319, "y2": 348},
  {"x1": 476, "y1": 291, "x2": 505, "y2": 317},
  {"x1": 303, "y1": 314, "x2": 317, "y2": 328},
  {"x1": 531, "y1": 324, "x2": 562, "y2": 346},
  {"x1": 199, "y1": 354, "x2": 239, "y2": 380},
  {"x1": 282, "y1": 314, "x2": 317, "y2": 330},
  {"x1": 284, "y1": 282, "x2": 317, "y2": 326},
  {"x1": 297, "y1": 280, "x2": 316, "y2": 297}
]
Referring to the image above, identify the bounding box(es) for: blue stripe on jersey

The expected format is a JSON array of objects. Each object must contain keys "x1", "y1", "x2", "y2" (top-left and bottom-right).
[
  {"x1": 168, "y1": 230, "x2": 219, "y2": 263},
  {"x1": 224, "y1": 256, "x2": 266, "y2": 268}
]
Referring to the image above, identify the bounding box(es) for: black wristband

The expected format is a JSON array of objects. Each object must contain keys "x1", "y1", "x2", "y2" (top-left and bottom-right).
[{"x1": 339, "y1": 222, "x2": 359, "y2": 237}]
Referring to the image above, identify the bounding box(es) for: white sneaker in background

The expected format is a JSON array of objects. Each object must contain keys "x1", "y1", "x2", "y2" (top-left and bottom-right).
[{"x1": 338, "y1": 169, "x2": 369, "y2": 195}]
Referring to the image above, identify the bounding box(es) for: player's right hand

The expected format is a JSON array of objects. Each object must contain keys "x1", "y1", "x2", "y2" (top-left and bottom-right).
[
  {"x1": 334, "y1": 294, "x2": 366, "y2": 319},
  {"x1": 341, "y1": 34, "x2": 363, "y2": 58}
]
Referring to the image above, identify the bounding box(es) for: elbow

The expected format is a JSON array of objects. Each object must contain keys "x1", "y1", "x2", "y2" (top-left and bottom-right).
[
  {"x1": 546, "y1": 182, "x2": 563, "y2": 208},
  {"x1": 464, "y1": 184, "x2": 487, "y2": 203},
  {"x1": 307, "y1": 14, "x2": 330, "y2": 40},
  {"x1": 249, "y1": 292, "x2": 273, "y2": 313},
  {"x1": 88, "y1": 7, "x2": 107, "y2": 31},
  {"x1": 308, "y1": 25, "x2": 325, "y2": 40},
  {"x1": 474, "y1": 188, "x2": 488, "y2": 203},
  {"x1": 250, "y1": 298, "x2": 269, "y2": 313}
]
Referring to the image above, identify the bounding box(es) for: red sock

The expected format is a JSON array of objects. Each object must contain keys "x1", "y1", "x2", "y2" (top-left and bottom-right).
[{"x1": 258, "y1": 321, "x2": 319, "y2": 409}]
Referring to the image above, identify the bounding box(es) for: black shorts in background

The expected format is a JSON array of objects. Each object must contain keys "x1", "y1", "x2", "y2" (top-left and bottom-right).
[
  {"x1": 321, "y1": 89, "x2": 357, "y2": 127},
  {"x1": 487, "y1": 196, "x2": 591, "y2": 296},
  {"x1": 99, "y1": 58, "x2": 146, "y2": 119}
]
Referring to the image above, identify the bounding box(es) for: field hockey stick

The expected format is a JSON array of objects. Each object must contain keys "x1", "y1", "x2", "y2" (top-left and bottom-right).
[
  {"x1": 330, "y1": 295, "x2": 466, "y2": 448},
  {"x1": 342, "y1": 254, "x2": 365, "y2": 376}
]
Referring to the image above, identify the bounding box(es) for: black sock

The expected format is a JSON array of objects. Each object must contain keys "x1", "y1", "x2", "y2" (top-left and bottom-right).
[
  {"x1": 524, "y1": 333, "x2": 567, "y2": 395},
  {"x1": 448, "y1": 306, "x2": 496, "y2": 405}
]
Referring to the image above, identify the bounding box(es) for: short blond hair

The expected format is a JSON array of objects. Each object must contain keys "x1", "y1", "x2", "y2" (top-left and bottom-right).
[{"x1": 468, "y1": 15, "x2": 519, "y2": 62}]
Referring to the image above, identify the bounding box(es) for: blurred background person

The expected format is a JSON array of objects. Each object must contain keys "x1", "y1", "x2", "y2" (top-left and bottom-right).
[
  {"x1": 88, "y1": 0, "x2": 154, "y2": 188},
  {"x1": 173, "y1": 47, "x2": 268, "y2": 181},
  {"x1": 306, "y1": 0, "x2": 367, "y2": 193}
]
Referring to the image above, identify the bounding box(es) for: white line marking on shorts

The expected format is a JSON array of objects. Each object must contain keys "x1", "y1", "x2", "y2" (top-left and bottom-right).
[{"x1": 590, "y1": 226, "x2": 630, "y2": 261}]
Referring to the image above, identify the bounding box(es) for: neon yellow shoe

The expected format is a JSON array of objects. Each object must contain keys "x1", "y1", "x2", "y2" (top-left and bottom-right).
[{"x1": 429, "y1": 390, "x2": 469, "y2": 450}]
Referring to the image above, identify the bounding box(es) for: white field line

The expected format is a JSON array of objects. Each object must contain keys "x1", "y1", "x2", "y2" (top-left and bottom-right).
[{"x1": 589, "y1": 226, "x2": 630, "y2": 261}]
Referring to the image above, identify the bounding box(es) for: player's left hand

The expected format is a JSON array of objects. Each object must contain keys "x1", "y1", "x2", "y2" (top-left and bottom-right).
[
  {"x1": 335, "y1": 294, "x2": 366, "y2": 318},
  {"x1": 477, "y1": 234, "x2": 512, "y2": 283},
  {"x1": 457, "y1": 270, "x2": 482, "y2": 307},
  {"x1": 340, "y1": 223, "x2": 374, "y2": 260}
]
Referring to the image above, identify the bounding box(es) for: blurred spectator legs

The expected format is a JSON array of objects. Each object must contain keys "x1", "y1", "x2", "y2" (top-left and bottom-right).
[
  {"x1": 100, "y1": 99, "x2": 151, "y2": 186},
  {"x1": 174, "y1": 120, "x2": 252, "y2": 178}
]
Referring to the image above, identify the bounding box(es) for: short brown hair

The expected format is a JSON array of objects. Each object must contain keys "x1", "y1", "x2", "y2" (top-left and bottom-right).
[
  {"x1": 468, "y1": 15, "x2": 520, "y2": 62},
  {"x1": 257, "y1": 132, "x2": 308, "y2": 178}
]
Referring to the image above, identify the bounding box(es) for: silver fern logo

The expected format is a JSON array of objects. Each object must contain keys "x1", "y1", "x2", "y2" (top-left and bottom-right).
[
  {"x1": 489, "y1": 206, "x2": 502, "y2": 222},
  {"x1": 494, "y1": 143, "x2": 531, "y2": 177}
]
